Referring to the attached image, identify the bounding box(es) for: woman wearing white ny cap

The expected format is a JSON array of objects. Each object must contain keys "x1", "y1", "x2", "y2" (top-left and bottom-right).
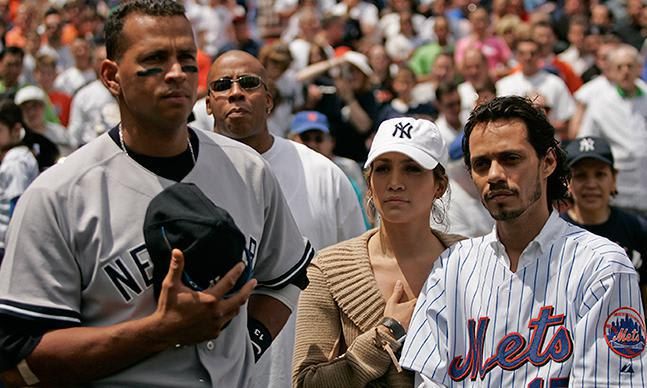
[{"x1": 293, "y1": 117, "x2": 465, "y2": 387}]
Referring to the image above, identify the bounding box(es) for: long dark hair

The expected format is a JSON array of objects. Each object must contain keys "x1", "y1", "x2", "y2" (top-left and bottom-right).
[{"x1": 462, "y1": 96, "x2": 570, "y2": 210}]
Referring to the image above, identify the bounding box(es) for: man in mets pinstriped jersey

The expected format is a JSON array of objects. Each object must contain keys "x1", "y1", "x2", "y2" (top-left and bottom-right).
[{"x1": 400, "y1": 96, "x2": 647, "y2": 387}]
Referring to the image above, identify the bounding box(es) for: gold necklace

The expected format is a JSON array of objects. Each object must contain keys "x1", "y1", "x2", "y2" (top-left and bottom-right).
[{"x1": 118, "y1": 124, "x2": 196, "y2": 164}]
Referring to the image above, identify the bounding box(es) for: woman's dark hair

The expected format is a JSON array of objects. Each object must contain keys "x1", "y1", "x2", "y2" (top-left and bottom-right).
[
  {"x1": 462, "y1": 96, "x2": 570, "y2": 209},
  {"x1": 104, "y1": 0, "x2": 186, "y2": 60},
  {"x1": 0, "y1": 99, "x2": 24, "y2": 152}
]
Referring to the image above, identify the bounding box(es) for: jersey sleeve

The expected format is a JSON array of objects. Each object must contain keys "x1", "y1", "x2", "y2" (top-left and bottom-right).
[
  {"x1": 569, "y1": 249, "x2": 647, "y2": 385},
  {"x1": 0, "y1": 184, "x2": 81, "y2": 327},
  {"x1": 252, "y1": 166, "x2": 315, "y2": 291},
  {"x1": 0, "y1": 150, "x2": 38, "y2": 201},
  {"x1": 400, "y1": 249, "x2": 453, "y2": 386}
]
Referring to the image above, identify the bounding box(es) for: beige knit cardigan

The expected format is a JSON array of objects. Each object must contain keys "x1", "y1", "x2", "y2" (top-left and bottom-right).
[{"x1": 292, "y1": 228, "x2": 465, "y2": 388}]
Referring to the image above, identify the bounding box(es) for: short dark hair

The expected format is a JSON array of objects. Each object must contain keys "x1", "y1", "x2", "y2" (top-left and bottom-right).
[
  {"x1": 474, "y1": 78, "x2": 496, "y2": 95},
  {"x1": 435, "y1": 80, "x2": 459, "y2": 102},
  {"x1": 321, "y1": 13, "x2": 343, "y2": 29},
  {"x1": 104, "y1": 0, "x2": 186, "y2": 60},
  {"x1": 44, "y1": 7, "x2": 60, "y2": 18},
  {"x1": 513, "y1": 37, "x2": 538, "y2": 52},
  {"x1": 0, "y1": 99, "x2": 23, "y2": 129},
  {"x1": 462, "y1": 96, "x2": 570, "y2": 209},
  {"x1": 0, "y1": 46, "x2": 25, "y2": 61}
]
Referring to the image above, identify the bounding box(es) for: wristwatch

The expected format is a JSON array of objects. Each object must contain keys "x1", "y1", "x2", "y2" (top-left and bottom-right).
[{"x1": 380, "y1": 317, "x2": 406, "y2": 342}]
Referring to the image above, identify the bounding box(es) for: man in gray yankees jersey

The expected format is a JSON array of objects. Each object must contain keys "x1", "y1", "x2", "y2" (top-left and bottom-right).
[
  {"x1": 0, "y1": 1, "x2": 313, "y2": 387},
  {"x1": 400, "y1": 96, "x2": 647, "y2": 387}
]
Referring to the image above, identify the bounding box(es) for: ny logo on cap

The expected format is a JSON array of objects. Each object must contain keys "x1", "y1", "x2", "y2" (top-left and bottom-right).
[
  {"x1": 579, "y1": 138, "x2": 595, "y2": 152},
  {"x1": 393, "y1": 122, "x2": 413, "y2": 139}
]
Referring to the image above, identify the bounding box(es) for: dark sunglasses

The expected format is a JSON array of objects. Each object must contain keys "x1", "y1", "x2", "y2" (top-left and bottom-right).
[{"x1": 209, "y1": 75, "x2": 264, "y2": 92}]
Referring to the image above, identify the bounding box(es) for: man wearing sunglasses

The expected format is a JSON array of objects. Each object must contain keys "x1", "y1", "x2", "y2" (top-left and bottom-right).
[{"x1": 206, "y1": 50, "x2": 365, "y2": 388}]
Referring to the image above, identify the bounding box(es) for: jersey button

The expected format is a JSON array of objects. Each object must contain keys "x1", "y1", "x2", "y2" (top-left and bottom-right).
[{"x1": 206, "y1": 341, "x2": 215, "y2": 351}]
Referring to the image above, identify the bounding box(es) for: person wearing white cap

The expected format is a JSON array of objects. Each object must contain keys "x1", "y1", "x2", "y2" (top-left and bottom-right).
[
  {"x1": 14, "y1": 85, "x2": 72, "y2": 158},
  {"x1": 293, "y1": 117, "x2": 465, "y2": 387}
]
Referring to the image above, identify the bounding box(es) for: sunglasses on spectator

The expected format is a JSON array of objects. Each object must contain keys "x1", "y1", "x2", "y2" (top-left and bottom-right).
[{"x1": 209, "y1": 75, "x2": 264, "y2": 92}]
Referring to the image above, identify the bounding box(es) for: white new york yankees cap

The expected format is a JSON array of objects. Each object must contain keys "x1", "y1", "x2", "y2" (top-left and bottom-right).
[{"x1": 364, "y1": 117, "x2": 448, "y2": 170}]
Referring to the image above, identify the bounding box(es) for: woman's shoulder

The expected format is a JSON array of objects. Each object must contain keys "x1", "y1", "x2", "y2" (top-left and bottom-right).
[{"x1": 313, "y1": 229, "x2": 376, "y2": 267}]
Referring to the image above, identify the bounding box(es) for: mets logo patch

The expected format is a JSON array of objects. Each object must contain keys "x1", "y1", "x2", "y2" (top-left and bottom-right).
[{"x1": 604, "y1": 307, "x2": 646, "y2": 358}]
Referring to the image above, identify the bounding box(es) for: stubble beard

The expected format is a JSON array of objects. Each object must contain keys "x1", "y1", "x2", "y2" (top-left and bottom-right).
[{"x1": 488, "y1": 176, "x2": 543, "y2": 221}]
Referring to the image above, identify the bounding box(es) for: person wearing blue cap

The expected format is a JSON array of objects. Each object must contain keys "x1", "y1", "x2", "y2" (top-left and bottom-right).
[
  {"x1": 561, "y1": 136, "x2": 647, "y2": 307},
  {"x1": 289, "y1": 110, "x2": 369, "y2": 227}
]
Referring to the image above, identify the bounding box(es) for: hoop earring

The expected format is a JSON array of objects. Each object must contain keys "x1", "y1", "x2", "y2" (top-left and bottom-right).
[
  {"x1": 366, "y1": 194, "x2": 378, "y2": 221},
  {"x1": 366, "y1": 195, "x2": 374, "y2": 210}
]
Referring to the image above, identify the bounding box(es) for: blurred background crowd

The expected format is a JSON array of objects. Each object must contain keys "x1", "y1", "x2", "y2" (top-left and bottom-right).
[{"x1": 0, "y1": 0, "x2": 646, "y2": 235}]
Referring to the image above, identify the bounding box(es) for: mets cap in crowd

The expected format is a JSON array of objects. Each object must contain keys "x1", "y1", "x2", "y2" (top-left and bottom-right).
[{"x1": 290, "y1": 111, "x2": 330, "y2": 135}]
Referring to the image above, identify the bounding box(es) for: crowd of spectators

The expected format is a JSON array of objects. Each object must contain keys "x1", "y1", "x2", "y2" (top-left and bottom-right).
[{"x1": 1, "y1": 0, "x2": 646, "y2": 282}]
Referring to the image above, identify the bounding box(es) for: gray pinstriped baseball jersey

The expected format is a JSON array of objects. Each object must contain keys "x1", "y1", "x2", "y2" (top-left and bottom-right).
[{"x1": 0, "y1": 129, "x2": 313, "y2": 387}]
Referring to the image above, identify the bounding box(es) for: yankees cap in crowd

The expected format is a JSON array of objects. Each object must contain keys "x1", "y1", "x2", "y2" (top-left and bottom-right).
[
  {"x1": 290, "y1": 111, "x2": 330, "y2": 135},
  {"x1": 564, "y1": 136, "x2": 615, "y2": 168},
  {"x1": 364, "y1": 117, "x2": 448, "y2": 170},
  {"x1": 143, "y1": 182, "x2": 249, "y2": 299}
]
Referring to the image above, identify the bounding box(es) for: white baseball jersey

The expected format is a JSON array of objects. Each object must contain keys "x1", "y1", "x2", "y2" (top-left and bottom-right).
[
  {"x1": 0, "y1": 129, "x2": 314, "y2": 387},
  {"x1": 0, "y1": 145, "x2": 39, "y2": 250},
  {"x1": 401, "y1": 211, "x2": 647, "y2": 387},
  {"x1": 253, "y1": 136, "x2": 366, "y2": 388}
]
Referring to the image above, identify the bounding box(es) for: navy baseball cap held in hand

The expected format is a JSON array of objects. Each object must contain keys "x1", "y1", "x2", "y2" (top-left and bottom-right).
[
  {"x1": 564, "y1": 136, "x2": 615, "y2": 168},
  {"x1": 143, "y1": 182, "x2": 250, "y2": 300}
]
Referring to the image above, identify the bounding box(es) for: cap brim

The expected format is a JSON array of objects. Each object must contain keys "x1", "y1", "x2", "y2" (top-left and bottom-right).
[
  {"x1": 15, "y1": 96, "x2": 45, "y2": 105},
  {"x1": 364, "y1": 144, "x2": 439, "y2": 170},
  {"x1": 567, "y1": 154, "x2": 613, "y2": 167},
  {"x1": 291, "y1": 123, "x2": 329, "y2": 135}
]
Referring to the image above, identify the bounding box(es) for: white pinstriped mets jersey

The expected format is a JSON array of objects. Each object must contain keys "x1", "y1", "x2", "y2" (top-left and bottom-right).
[{"x1": 401, "y1": 211, "x2": 647, "y2": 387}]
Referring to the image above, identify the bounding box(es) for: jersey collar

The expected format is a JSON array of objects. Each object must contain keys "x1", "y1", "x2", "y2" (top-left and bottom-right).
[{"x1": 488, "y1": 211, "x2": 567, "y2": 268}]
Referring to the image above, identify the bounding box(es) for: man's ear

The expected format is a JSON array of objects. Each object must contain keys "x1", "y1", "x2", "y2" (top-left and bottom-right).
[
  {"x1": 265, "y1": 89, "x2": 274, "y2": 115},
  {"x1": 100, "y1": 59, "x2": 120, "y2": 97},
  {"x1": 542, "y1": 147, "x2": 557, "y2": 178},
  {"x1": 205, "y1": 96, "x2": 212, "y2": 115}
]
